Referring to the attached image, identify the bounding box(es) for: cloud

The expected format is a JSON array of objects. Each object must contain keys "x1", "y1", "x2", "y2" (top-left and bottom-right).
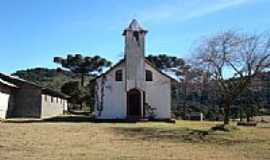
[{"x1": 139, "y1": 0, "x2": 251, "y2": 23}]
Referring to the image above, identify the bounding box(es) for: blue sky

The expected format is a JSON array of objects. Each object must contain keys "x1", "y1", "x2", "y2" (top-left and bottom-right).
[{"x1": 0, "y1": 0, "x2": 269, "y2": 73}]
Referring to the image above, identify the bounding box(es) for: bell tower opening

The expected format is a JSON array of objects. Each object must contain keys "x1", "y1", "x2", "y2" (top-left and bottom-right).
[
  {"x1": 133, "y1": 31, "x2": 140, "y2": 45},
  {"x1": 123, "y1": 19, "x2": 147, "y2": 57}
]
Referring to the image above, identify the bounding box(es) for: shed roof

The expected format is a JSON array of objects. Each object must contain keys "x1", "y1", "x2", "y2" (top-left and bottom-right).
[
  {"x1": 0, "y1": 72, "x2": 40, "y2": 88},
  {"x1": 0, "y1": 78, "x2": 17, "y2": 88},
  {"x1": 0, "y1": 72, "x2": 69, "y2": 99}
]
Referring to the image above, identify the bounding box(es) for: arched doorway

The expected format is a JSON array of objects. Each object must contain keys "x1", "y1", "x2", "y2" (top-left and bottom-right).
[{"x1": 127, "y1": 89, "x2": 141, "y2": 118}]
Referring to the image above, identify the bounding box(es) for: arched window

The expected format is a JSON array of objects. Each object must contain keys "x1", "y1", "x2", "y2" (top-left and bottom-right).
[
  {"x1": 115, "y1": 70, "x2": 123, "y2": 81},
  {"x1": 146, "y1": 70, "x2": 153, "y2": 81}
]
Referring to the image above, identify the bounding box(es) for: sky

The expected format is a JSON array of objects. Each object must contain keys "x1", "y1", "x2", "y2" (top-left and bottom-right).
[{"x1": 0, "y1": 0, "x2": 269, "y2": 73}]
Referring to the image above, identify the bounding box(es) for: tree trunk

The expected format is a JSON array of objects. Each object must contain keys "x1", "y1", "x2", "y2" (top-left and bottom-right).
[
  {"x1": 81, "y1": 73, "x2": 85, "y2": 87},
  {"x1": 239, "y1": 106, "x2": 243, "y2": 122},
  {"x1": 80, "y1": 102, "x2": 83, "y2": 110},
  {"x1": 183, "y1": 103, "x2": 186, "y2": 120},
  {"x1": 246, "y1": 112, "x2": 251, "y2": 122},
  {"x1": 176, "y1": 83, "x2": 181, "y2": 117},
  {"x1": 224, "y1": 101, "x2": 231, "y2": 125},
  {"x1": 247, "y1": 116, "x2": 250, "y2": 122},
  {"x1": 182, "y1": 81, "x2": 187, "y2": 120}
]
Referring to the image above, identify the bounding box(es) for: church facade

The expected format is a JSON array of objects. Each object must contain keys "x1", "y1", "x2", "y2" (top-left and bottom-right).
[{"x1": 93, "y1": 19, "x2": 174, "y2": 120}]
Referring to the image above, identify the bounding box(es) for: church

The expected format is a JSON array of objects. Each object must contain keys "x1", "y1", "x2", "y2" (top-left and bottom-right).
[{"x1": 92, "y1": 19, "x2": 175, "y2": 120}]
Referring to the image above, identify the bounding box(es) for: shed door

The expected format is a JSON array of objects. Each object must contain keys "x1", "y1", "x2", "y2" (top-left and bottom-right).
[{"x1": 0, "y1": 92, "x2": 9, "y2": 119}]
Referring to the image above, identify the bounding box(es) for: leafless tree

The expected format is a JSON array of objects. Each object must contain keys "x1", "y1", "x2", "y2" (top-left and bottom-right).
[
  {"x1": 173, "y1": 64, "x2": 204, "y2": 119},
  {"x1": 195, "y1": 31, "x2": 270, "y2": 124}
]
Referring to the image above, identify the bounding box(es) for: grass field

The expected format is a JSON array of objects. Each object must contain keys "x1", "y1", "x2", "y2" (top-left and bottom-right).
[{"x1": 0, "y1": 119, "x2": 269, "y2": 160}]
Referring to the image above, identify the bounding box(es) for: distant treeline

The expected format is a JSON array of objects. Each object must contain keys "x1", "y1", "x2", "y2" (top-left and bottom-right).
[{"x1": 13, "y1": 68, "x2": 93, "y2": 92}]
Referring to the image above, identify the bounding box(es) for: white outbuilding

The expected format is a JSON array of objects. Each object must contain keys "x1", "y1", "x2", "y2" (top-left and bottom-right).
[
  {"x1": 92, "y1": 19, "x2": 175, "y2": 120},
  {"x1": 0, "y1": 73, "x2": 69, "y2": 120},
  {"x1": 0, "y1": 78, "x2": 17, "y2": 119}
]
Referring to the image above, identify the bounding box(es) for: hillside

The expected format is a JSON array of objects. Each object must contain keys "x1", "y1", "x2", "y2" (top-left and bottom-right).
[{"x1": 13, "y1": 68, "x2": 93, "y2": 92}]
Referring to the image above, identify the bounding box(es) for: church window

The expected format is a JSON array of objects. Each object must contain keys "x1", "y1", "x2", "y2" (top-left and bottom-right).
[
  {"x1": 146, "y1": 70, "x2": 153, "y2": 81},
  {"x1": 115, "y1": 70, "x2": 123, "y2": 81}
]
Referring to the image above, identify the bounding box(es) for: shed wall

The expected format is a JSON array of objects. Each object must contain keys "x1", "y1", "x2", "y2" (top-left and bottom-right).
[
  {"x1": 0, "y1": 86, "x2": 11, "y2": 119},
  {"x1": 12, "y1": 85, "x2": 42, "y2": 118},
  {"x1": 41, "y1": 94, "x2": 67, "y2": 119}
]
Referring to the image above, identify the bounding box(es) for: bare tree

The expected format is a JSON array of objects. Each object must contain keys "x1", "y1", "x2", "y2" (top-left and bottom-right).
[
  {"x1": 195, "y1": 31, "x2": 270, "y2": 125},
  {"x1": 176, "y1": 65, "x2": 204, "y2": 119}
]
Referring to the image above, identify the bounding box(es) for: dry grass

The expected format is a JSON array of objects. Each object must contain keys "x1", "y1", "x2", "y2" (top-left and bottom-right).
[{"x1": 0, "y1": 120, "x2": 269, "y2": 160}]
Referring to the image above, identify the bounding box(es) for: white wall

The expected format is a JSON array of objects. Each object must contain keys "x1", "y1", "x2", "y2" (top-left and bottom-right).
[
  {"x1": 95, "y1": 60, "x2": 172, "y2": 119},
  {"x1": 144, "y1": 62, "x2": 171, "y2": 119},
  {"x1": 41, "y1": 94, "x2": 67, "y2": 119},
  {"x1": 95, "y1": 62, "x2": 127, "y2": 119},
  {"x1": 0, "y1": 91, "x2": 10, "y2": 119}
]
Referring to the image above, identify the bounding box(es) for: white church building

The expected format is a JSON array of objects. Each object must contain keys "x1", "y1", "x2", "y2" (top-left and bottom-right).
[{"x1": 93, "y1": 19, "x2": 175, "y2": 120}]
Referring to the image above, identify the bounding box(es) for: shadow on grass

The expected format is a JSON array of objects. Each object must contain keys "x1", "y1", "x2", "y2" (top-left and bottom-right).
[
  {"x1": 4, "y1": 116, "x2": 173, "y2": 124},
  {"x1": 111, "y1": 126, "x2": 265, "y2": 145},
  {"x1": 45, "y1": 116, "x2": 94, "y2": 123},
  {"x1": 4, "y1": 115, "x2": 94, "y2": 123},
  {"x1": 112, "y1": 127, "x2": 212, "y2": 143},
  {"x1": 44, "y1": 116, "x2": 156, "y2": 123}
]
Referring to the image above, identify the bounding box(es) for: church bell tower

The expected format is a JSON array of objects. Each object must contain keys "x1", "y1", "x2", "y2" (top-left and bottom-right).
[{"x1": 123, "y1": 19, "x2": 148, "y2": 90}]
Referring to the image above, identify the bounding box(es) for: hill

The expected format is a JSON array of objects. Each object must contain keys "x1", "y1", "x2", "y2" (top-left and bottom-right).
[{"x1": 13, "y1": 68, "x2": 93, "y2": 92}]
